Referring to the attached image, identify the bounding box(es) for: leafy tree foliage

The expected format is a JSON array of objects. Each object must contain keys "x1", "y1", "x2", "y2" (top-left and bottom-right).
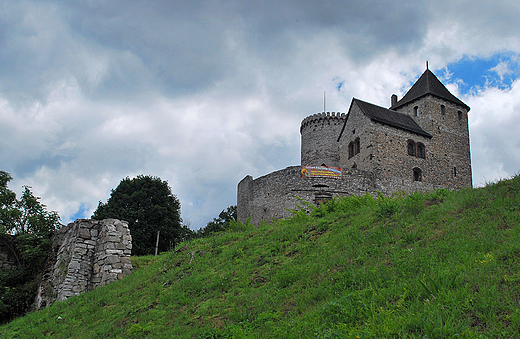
[
  {"x1": 196, "y1": 205, "x2": 237, "y2": 238},
  {"x1": 92, "y1": 175, "x2": 184, "y2": 255},
  {"x1": 1, "y1": 171, "x2": 60, "y2": 238},
  {"x1": 0, "y1": 171, "x2": 62, "y2": 323}
]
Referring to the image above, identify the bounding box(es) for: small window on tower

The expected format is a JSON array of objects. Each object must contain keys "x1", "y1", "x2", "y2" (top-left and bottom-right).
[
  {"x1": 413, "y1": 106, "x2": 418, "y2": 117},
  {"x1": 458, "y1": 111, "x2": 462, "y2": 121},
  {"x1": 407, "y1": 140, "x2": 416, "y2": 156},
  {"x1": 441, "y1": 105, "x2": 445, "y2": 115},
  {"x1": 413, "y1": 167, "x2": 422, "y2": 182},
  {"x1": 417, "y1": 143, "x2": 425, "y2": 159}
]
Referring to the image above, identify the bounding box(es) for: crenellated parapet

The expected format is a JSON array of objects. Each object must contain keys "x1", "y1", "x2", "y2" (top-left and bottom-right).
[
  {"x1": 300, "y1": 112, "x2": 347, "y2": 167},
  {"x1": 300, "y1": 112, "x2": 347, "y2": 133}
]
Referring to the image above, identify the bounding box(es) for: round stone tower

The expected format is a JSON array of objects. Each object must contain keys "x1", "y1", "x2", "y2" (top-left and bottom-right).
[{"x1": 300, "y1": 112, "x2": 347, "y2": 167}]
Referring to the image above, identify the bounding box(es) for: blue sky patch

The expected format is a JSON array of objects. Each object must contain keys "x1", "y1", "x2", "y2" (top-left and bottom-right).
[
  {"x1": 69, "y1": 203, "x2": 90, "y2": 223},
  {"x1": 437, "y1": 52, "x2": 520, "y2": 95}
]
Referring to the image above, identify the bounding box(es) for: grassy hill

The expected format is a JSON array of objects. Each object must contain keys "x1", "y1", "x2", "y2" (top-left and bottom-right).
[{"x1": 2, "y1": 175, "x2": 520, "y2": 338}]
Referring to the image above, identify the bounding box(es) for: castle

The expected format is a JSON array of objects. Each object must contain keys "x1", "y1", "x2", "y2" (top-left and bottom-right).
[{"x1": 237, "y1": 66, "x2": 472, "y2": 225}]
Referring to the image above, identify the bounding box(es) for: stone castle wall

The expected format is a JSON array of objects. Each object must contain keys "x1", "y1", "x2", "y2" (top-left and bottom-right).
[
  {"x1": 238, "y1": 166, "x2": 378, "y2": 225},
  {"x1": 237, "y1": 163, "x2": 450, "y2": 225},
  {"x1": 338, "y1": 105, "x2": 439, "y2": 194},
  {"x1": 35, "y1": 219, "x2": 132, "y2": 309}
]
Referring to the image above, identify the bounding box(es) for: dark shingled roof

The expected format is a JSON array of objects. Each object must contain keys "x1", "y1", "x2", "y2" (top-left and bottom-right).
[
  {"x1": 390, "y1": 69, "x2": 470, "y2": 111},
  {"x1": 353, "y1": 98, "x2": 432, "y2": 138}
]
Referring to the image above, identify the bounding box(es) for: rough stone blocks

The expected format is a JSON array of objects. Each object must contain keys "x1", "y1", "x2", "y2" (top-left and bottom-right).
[{"x1": 35, "y1": 219, "x2": 133, "y2": 310}]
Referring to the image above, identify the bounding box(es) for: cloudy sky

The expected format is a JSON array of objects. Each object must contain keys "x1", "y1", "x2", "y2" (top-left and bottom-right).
[{"x1": 2, "y1": 0, "x2": 520, "y2": 229}]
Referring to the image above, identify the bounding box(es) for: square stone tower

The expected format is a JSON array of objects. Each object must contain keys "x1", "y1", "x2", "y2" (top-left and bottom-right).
[{"x1": 390, "y1": 67, "x2": 472, "y2": 189}]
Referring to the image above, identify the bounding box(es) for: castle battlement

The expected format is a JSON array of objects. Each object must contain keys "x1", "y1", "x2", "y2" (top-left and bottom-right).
[{"x1": 300, "y1": 112, "x2": 347, "y2": 133}]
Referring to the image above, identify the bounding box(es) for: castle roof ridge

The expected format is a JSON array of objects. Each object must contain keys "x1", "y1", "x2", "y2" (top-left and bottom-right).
[{"x1": 354, "y1": 98, "x2": 432, "y2": 138}]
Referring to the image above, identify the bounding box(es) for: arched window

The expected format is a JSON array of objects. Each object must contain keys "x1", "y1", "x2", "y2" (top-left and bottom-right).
[
  {"x1": 348, "y1": 142, "x2": 354, "y2": 159},
  {"x1": 407, "y1": 140, "x2": 416, "y2": 156},
  {"x1": 416, "y1": 143, "x2": 425, "y2": 159},
  {"x1": 413, "y1": 167, "x2": 422, "y2": 182},
  {"x1": 413, "y1": 106, "x2": 418, "y2": 117},
  {"x1": 348, "y1": 138, "x2": 360, "y2": 159}
]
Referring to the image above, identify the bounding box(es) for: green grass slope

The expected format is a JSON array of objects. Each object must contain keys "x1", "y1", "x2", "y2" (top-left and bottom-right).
[{"x1": 3, "y1": 176, "x2": 520, "y2": 338}]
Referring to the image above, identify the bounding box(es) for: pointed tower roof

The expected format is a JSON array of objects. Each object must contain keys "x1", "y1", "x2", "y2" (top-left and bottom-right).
[{"x1": 390, "y1": 68, "x2": 470, "y2": 111}]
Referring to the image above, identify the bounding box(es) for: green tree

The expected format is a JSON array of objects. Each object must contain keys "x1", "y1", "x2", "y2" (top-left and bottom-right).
[
  {"x1": 196, "y1": 205, "x2": 237, "y2": 237},
  {"x1": 0, "y1": 171, "x2": 19, "y2": 235},
  {"x1": 92, "y1": 175, "x2": 183, "y2": 255},
  {"x1": 1, "y1": 171, "x2": 60, "y2": 238},
  {"x1": 0, "y1": 171, "x2": 62, "y2": 323}
]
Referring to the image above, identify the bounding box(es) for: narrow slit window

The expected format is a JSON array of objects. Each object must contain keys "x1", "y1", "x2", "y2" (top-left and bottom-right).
[
  {"x1": 441, "y1": 105, "x2": 445, "y2": 115},
  {"x1": 413, "y1": 167, "x2": 422, "y2": 182},
  {"x1": 458, "y1": 111, "x2": 462, "y2": 121},
  {"x1": 413, "y1": 106, "x2": 418, "y2": 117}
]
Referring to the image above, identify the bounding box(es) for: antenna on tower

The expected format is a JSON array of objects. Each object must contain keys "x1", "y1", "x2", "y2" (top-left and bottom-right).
[{"x1": 323, "y1": 91, "x2": 326, "y2": 113}]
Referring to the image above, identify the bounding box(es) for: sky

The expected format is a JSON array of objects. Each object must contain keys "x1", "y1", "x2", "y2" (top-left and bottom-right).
[{"x1": 2, "y1": 0, "x2": 520, "y2": 229}]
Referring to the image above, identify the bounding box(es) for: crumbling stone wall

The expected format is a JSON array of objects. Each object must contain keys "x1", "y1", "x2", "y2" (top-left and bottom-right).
[{"x1": 35, "y1": 219, "x2": 132, "y2": 309}]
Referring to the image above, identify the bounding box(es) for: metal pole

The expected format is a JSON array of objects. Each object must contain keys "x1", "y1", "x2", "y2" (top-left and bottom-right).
[
  {"x1": 155, "y1": 230, "x2": 160, "y2": 256},
  {"x1": 323, "y1": 91, "x2": 326, "y2": 113}
]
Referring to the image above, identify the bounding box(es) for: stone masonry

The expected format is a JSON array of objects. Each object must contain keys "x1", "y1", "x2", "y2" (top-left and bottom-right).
[
  {"x1": 238, "y1": 166, "x2": 377, "y2": 225},
  {"x1": 35, "y1": 219, "x2": 132, "y2": 309},
  {"x1": 238, "y1": 67, "x2": 472, "y2": 225}
]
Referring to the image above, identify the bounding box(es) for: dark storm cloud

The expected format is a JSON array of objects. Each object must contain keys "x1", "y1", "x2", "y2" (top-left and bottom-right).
[
  {"x1": 227, "y1": 0, "x2": 431, "y2": 65},
  {"x1": 0, "y1": 0, "x2": 434, "y2": 103}
]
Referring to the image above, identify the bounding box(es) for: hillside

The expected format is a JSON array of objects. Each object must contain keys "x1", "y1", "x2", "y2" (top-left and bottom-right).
[{"x1": 2, "y1": 175, "x2": 520, "y2": 338}]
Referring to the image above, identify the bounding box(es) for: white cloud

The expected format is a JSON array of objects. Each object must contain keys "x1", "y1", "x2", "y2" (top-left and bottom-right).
[
  {"x1": 465, "y1": 81, "x2": 520, "y2": 184},
  {"x1": 2, "y1": 0, "x2": 520, "y2": 228}
]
